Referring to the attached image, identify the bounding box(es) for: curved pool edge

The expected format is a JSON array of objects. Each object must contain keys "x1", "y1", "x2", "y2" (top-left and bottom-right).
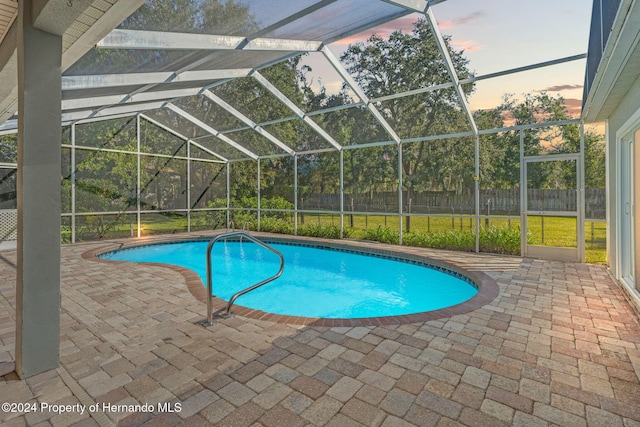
[{"x1": 82, "y1": 233, "x2": 500, "y2": 326}]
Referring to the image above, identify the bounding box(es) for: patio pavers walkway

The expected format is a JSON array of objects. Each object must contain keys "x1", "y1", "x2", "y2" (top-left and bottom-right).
[{"x1": 1, "y1": 233, "x2": 639, "y2": 426}]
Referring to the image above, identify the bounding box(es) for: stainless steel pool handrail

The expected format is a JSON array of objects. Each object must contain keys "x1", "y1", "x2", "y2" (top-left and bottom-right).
[{"x1": 204, "y1": 231, "x2": 284, "y2": 326}]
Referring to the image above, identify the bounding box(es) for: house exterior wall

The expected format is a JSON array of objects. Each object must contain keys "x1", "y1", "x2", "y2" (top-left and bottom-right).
[{"x1": 606, "y1": 73, "x2": 640, "y2": 310}]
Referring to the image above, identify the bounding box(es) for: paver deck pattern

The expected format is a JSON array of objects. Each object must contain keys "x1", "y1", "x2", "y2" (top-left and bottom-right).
[{"x1": 0, "y1": 232, "x2": 639, "y2": 427}]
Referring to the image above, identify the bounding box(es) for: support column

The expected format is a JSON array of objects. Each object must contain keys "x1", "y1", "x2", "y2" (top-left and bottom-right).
[
  {"x1": 339, "y1": 150, "x2": 344, "y2": 238},
  {"x1": 519, "y1": 130, "x2": 526, "y2": 256},
  {"x1": 257, "y1": 158, "x2": 261, "y2": 231},
  {"x1": 71, "y1": 124, "x2": 76, "y2": 243},
  {"x1": 15, "y1": 0, "x2": 63, "y2": 378},
  {"x1": 398, "y1": 143, "x2": 403, "y2": 245},
  {"x1": 294, "y1": 155, "x2": 298, "y2": 235},
  {"x1": 186, "y1": 130, "x2": 191, "y2": 232},
  {"x1": 136, "y1": 114, "x2": 141, "y2": 237},
  {"x1": 634, "y1": 128, "x2": 640, "y2": 290},
  {"x1": 226, "y1": 162, "x2": 231, "y2": 227},
  {"x1": 579, "y1": 123, "x2": 586, "y2": 263},
  {"x1": 474, "y1": 135, "x2": 480, "y2": 253}
]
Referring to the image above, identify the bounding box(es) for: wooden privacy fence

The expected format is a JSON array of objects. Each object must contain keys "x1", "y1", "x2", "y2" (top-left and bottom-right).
[{"x1": 300, "y1": 188, "x2": 606, "y2": 219}]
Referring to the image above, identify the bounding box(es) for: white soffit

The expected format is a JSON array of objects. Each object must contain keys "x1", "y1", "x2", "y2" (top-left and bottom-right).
[{"x1": 0, "y1": 0, "x2": 17, "y2": 46}]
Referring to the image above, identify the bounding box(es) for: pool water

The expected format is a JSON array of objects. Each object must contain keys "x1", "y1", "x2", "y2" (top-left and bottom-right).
[{"x1": 101, "y1": 240, "x2": 478, "y2": 318}]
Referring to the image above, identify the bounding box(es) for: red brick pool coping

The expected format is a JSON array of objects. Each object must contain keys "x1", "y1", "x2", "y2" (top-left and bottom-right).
[{"x1": 83, "y1": 233, "x2": 499, "y2": 326}]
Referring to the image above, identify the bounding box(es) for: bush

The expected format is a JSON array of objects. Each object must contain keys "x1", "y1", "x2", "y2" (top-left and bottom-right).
[
  {"x1": 403, "y1": 225, "x2": 529, "y2": 255},
  {"x1": 203, "y1": 196, "x2": 295, "y2": 230},
  {"x1": 258, "y1": 217, "x2": 293, "y2": 234},
  {"x1": 298, "y1": 224, "x2": 343, "y2": 239},
  {"x1": 232, "y1": 211, "x2": 257, "y2": 230},
  {"x1": 232, "y1": 196, "x2": 293, "y2": 220},
  {"x1": 479, "y1": 225, "x2": 524, "y2": 254},
  {"x1": 360, "y1": 225, "x2": 399, "y2": 244},
  {"x1": 403, "y1": 229, "x2": 474, "y2": 251},
  {"x1": 201, "y1": 198, "x2": 229, "y2": 229},
  {"x1": 200, "y1": 200, "x2": 526, "y2": 256},
  {"x1": 260, "y1": 196, "x2": 294, "y2": 213}
]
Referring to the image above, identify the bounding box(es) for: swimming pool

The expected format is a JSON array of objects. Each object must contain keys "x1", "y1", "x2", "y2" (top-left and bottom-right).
[{"x1": 100, "y1": 238, "x2": 479, "y2": 319}]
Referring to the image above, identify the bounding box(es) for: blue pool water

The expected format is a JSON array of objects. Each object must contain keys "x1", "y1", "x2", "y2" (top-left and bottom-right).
[{"x1": 101, "y1": 240, "x2": 478, "y2": 318}]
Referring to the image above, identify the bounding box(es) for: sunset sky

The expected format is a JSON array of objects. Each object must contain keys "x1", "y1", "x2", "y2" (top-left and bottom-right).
[{"x1": 301, "y1": 0, "x2": 592, "y2": 117}]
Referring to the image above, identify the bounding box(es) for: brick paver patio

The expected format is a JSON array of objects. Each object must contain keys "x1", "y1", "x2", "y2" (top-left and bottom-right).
[{"x1": 1, "y1": 232, "x2": 639, "y2": 426}]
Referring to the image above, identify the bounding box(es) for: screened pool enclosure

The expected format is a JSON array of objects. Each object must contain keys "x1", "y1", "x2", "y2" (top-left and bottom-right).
[{"x1": 0, "y1": 0, "x2": 605, "y2": 262}]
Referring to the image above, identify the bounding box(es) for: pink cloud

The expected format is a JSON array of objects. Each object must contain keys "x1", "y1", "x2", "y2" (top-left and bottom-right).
[
  {"x1": 438, "y1": 11, "x2": 485, "y2": 31},
  {"x1": 450, "y1": 39, "x2": 482, "y2": 52},
  {"x1": 563, "y1": 98, "x2": 583, "y2": 117},
  {"x1": 331, "y1": 15, "x2": 420, "y2": 46},
  {"x1": 330, "y1": 12, "x2": 484, "y2": 55}
]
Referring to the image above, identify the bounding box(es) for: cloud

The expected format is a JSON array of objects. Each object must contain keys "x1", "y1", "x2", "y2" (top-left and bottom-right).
[
  {"x1": 331, "y1": 15, "x2": 420, "y2": 46},
  {"x1": 563, "y1": 98, "x2": 583, "y2": 116},
  {"x1": 450, "y1": 39, "x2": 482, "y2": 52},
  {"x1": 438, "y1": 11, "x2": 485, "y2": 31},
  {"x1": 538, "y1": 84, "x2": 584, "y2": 92},
  {"x1": 329, "y1": 11, "x2": 484, "y2": 53}
]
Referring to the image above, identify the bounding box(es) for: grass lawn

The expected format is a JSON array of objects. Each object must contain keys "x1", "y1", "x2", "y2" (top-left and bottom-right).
[{"x1": 297, "y1": 212, "x2": 606, "y2": 264}]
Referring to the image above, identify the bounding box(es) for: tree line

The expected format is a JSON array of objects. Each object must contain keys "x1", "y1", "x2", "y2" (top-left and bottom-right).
[{"x1": 0, "y1": 4, "x2": 605, "y2": 240}]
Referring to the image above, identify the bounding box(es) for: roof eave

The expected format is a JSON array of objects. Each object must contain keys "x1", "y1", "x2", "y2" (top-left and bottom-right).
[{"x1": 582, "y1": 0, "x2": 640, "y2": 123}]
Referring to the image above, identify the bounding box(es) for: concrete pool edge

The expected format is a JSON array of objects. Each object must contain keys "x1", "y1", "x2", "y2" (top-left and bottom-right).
[{"x1": 83, "y1": 233, "x2": 500, "y2": 326}]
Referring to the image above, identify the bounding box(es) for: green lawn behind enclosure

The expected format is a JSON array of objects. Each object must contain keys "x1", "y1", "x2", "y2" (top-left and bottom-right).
[
  {"x1": 62, "y1": 212, "x2": 606, "y2": 264},
  {"x1": 295, "y1": 213, "x2": 606, "y2": 263}
]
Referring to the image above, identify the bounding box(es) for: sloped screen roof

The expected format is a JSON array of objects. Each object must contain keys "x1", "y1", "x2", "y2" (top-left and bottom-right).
[{"x1": 1, "y1": 0, "x2": 591, "y2": 162}]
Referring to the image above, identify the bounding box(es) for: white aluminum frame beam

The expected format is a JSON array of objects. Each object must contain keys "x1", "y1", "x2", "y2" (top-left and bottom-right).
[
  {"x1": 140, "y1": 113, "x2": 229, "y2": 162},
  {"x1": 321, "y1": 46, "x2": 401, "y2": 144},
  {"x1": 139, "y1": 112, "x2": 190, "y2": 141},
  {"x1": 61, "y1": 69, "x2": 247, "y2": 125},
  {"x1": 166, "y1": 103, "x2": 258, "y2": 160},
  {"x1": 306, "y1": 102, "x2": 365, "y2": 116},
  {"x1": 62, "y1": 100, "x2": 168, "y2": 122},
  {"x1": 381, "y1": 0, "x2": 449, "y2": 12},
  {"x1": 62, "y1": 111, "x2": 139, "y2": 127},
  {"x1": 425, "y1": 5, "x2": 480, "y2": 251},
  {"x1": 372, "y1": 82, "x2": 455, "y2": 103},
  {"x1": 380, "y1": 0, "x2": 428, "y2": 13},
  {"x1": 98, "y1": 29, "x2": 323, "y2": 53},
  {"x1": 203, "y1": 90, "x2": 295, "y2": 156},
  {"x1": 252, "y1": 71, "x2": 343, "y2": 151},
  {"x1": 369, "y1": 53, "x2": 587, "y2": 104},
  {"x1": 460, "y1": 53, "x2": 587, "y2": 85},
  {"x1": 62, "y1": 87, "x2": 202, "y2": 111},
  {"x1": 190, "y1": 140, "x2": 229, "y2": 163},
  {"x1": 62, "y1": 69, "x2": 252, "y2": 91},
  {"x1": 424, "y1": 7, "x2": 478, "y2": 136}
]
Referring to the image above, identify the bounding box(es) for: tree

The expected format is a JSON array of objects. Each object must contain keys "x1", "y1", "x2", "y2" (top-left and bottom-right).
[
  {"x1": 341, "y1": 19, "x2": 474, "y2": 191},
  {"x1": 476, "y1": 93, "x2": 605, "y2": 191},
  {"x1": 339, "y1": 18, "x2": 476, "y2": 229},
  {"x1": 0, "y1": 134, "x2": 17, "y2": 163}
]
